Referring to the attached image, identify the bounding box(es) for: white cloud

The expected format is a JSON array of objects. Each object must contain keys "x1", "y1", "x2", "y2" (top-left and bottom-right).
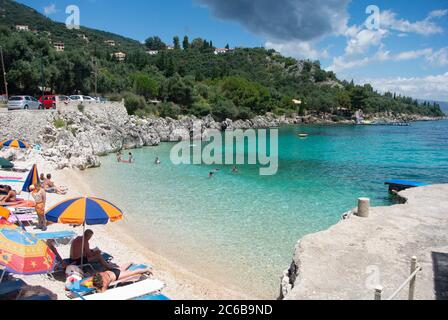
[
  {"x1": 327, "y1": 7, "x2": 447, "y2": 73},
  {"x1": 380, "y1": 9, "x2": 445, "y2": 35},
  {"x1": 327, "y1": 46, "x2": 443, "y2": 72},
  {"x1": 44, "y1": 4, "x2": 57, "y2": 15},
  {"x1": 427, "y1": 9, "x2": 448, "y2": 19},
  {"x1": 426, "y1": 47, "x2": 448, "y2": 66},
  {"x1": 265, "y1": 40, "x2": 328, "y2": 60},
  {"x1": 359, "y1": 72, "x2": 448, "y2": 101},
  {"x1": 345, "y1": 28, "x2": 387, "y2": 55}
]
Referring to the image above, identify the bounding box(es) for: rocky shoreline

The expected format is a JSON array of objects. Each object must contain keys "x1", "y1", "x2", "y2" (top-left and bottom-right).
[{"x1": 0, "y1": 102, "x2": 443, "y2": 170}]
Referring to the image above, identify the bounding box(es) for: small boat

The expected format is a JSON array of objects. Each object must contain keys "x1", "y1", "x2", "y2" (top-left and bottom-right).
[{"x1": 298, "y1": 133, "x2": 309, "y2": 138}]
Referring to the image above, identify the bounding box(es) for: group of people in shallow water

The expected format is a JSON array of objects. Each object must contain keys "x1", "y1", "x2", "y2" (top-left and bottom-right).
[
  {"x1": 209, "y1": 166, "x2": 239, "y2": 178},
  {"x1": 115, "y1": 150, "x2": 241, "y2": 178},
  {"x1": 116, "y1": 151, "x2": 134, "y2": 164}
]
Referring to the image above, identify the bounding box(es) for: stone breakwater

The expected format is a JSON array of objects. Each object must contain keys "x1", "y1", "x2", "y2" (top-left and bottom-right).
[
  {"x1": 0, "y1": 102, "x2": 442, "y2": 170},
  {"x1": 279, "y1": 184, "x2": 448, "y2": 300}
]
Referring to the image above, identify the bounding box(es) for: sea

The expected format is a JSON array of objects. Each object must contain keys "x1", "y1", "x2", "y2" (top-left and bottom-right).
[{"x1": 80, "y1": 120, "x2": 448, "y2": 298}]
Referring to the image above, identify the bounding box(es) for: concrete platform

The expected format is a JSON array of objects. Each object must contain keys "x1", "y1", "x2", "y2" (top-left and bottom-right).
[{"x1": 281, "y1": 184, "x2": 448, "y2": 300}]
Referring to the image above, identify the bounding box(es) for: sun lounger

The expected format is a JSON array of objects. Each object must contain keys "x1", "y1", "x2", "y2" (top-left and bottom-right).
[
  {"x1": 7, "y1": 213, "x2": 36, "y2": 226},
  {"x1": 134, "y1": 293, "x2": 170, "y2": 300},
  {"x1": 34, "y1": 231, "x2": 76, "y2": 244},
  {"x1": 0, "y1": 278, "x2": 26, "y2": 299},
  {"x1": 73, "y1": 279, "x2": 165, "y2": 301}
]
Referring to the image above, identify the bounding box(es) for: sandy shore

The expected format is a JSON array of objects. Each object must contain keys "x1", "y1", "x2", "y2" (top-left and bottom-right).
[{"x1": 2, "y1": 163, "x2": 251, "y2": 300}]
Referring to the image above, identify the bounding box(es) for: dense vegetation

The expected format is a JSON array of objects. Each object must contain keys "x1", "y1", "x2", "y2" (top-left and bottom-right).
[{"x1": 0, "y1": 0, "x2": 444, "y2": 119}]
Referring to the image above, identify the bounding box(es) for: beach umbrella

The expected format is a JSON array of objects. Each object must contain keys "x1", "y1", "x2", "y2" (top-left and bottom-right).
[
  {"x1": 22, "y1": 164, "x2": 40, "y2": 193},
  {"x1": 0, "y1": 139, "x2": 30, "y2": 149},
  {"x1": 0, "y1": 157, "x2": 14, "y2": 169},
  {"x1": 45, "y1": 197, "x2": 123, "y2": 266},
  {"x1": 0, "y1": 219, "x2": 56, "y2": 276},
  {"x1": 0, "y1": 207, "x2": 10, "y2": 220}
]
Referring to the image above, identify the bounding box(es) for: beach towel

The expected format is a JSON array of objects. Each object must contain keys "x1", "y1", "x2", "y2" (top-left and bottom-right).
[
  {"x1": 66, "y1": 264, "x2": 152, "y2": 295},
  {"x1": 0, "y1": 176, "x2": 23, "y2": 180},
  {"x1": 5, "y1": 200, "x2": 36, "y2": 208}
]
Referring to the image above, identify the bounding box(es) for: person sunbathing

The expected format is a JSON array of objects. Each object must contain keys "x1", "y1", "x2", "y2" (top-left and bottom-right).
[
  {"x1": 0, "y1": 186, "x2": 17, "y2": 204},
  {"x1": 70, "y1": 229, "x2": 112, "y2": 270},
  {"x1": 43, "y1": 174, "x2": 67, "y2": 195},
  {"x1": 0, "y1": 185, "x2": 10, "y2": 195},
  {"x1": 91, "y1": 264, "x2": 152, "y2": 293}
]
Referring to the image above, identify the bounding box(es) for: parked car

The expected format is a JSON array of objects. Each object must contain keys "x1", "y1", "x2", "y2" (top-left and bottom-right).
[
  {"x1": 7, "y1": 96, "x2": 42, "y2": 110},
  {"x1": 39, "y1": 95, "x2": 72, "y2": 109},
  {"x1": 69, "y1": 95, "x2": 96, "y2": 103},
  {"x1": 93, "y1": 96, "x2": 108, "y2": 103},
  {"x1": 39, "y1": 95, "x2": 57, "y2": 109},
  {"x1": 82, "y1": 95, "x2": 96, "y2": 102},
  {"x1": 69, "y1": 95, "x2": 83, "y2": 102}
]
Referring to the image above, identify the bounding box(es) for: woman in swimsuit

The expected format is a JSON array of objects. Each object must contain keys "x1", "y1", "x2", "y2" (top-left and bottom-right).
[
  {"x1": 0, "y1": 186, "x2": 17, "y2": 204},
  {"x1": 91, "y1": 264, "x2": 152, "y2": 293}
]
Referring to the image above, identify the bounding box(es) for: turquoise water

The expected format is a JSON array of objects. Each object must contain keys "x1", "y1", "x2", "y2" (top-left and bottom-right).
[{"x1": 80, "y1": 120, "x2": 448, "y2": 298}]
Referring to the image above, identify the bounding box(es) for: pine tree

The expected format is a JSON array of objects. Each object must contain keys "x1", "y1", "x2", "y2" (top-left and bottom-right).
[
  {"x1": 182, "y1": 36, "x2": 189, "y2": 50},
  {"x1": 173, "y1": 36, "x2": 180, "y2": 50}
]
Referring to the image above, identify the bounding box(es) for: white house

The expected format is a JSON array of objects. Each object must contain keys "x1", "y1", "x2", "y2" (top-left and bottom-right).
[
  {"x1": 214, "y1": 48, "x2": 229, "y2": 55},
  {"x1": 147, "y1": 50, "x2": 159, "y2": 55},
  {"x1": 15, "y1": 25, "x2": 29, "y2": 31},
  {"x1": 105, "y1": 40, "x2": 116, "y2": 47},
  {"x1": 54, "y1": 42, "x2": 65, "y2": 52},
  {"x1": 112, "y1": 52, "x2": 126, "y2": 62}
]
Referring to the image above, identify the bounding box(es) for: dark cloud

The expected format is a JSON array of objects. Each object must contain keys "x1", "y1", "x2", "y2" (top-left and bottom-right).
[{"x1": 197, "y1": 0, "x2": 350, "y2": 41}]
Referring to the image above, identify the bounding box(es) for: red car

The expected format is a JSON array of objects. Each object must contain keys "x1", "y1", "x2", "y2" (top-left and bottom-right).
[{"x1": 39, "y1": 95, "x2": 57, "y2": 109}]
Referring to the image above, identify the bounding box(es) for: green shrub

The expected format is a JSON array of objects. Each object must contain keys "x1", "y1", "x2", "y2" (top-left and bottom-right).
[
  {"x1": 134, "y1": 104, "x2": 158, "y2": 117},
  {"x1": 106, "y1": 93, "x2": 123, "y2": 102},
  {"x1": 124, "y1": 93, "x2": 147, "y2": 115},
  {"x1": 158, "y1": 102, "x2": 181, "y2": 119},
  {"x1": 53, "y1": 119, "x2": 66, "y2": 129},
  {"x1": 77, "y1": 104, "x2": 85, "y2": 113}
]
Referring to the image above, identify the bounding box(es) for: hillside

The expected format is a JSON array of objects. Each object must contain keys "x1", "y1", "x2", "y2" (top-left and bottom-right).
[
  {"x1": 0, "y1": 0, "x2": 144, "y2": 52},
  {"x1": 0, "y1": 0, "x2": 444, "y2": 120}
]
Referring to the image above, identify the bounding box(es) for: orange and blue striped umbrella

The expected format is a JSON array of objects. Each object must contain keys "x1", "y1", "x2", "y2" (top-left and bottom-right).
[
  {"x1": 22, "y1": 164, "x2": 40, "y2": 193},
  {"x1": 45, "y1": 197, "x2": 124, "y2": 225},
  {"x1": 0, "y1": 139, "x2": 30, "y2": 149},
  {"x1": 0, "y1": 207, "x2": 10, "y2": 220},
  {"x1": 0, "y1": 220, "x2": 56, "y2": 275}
]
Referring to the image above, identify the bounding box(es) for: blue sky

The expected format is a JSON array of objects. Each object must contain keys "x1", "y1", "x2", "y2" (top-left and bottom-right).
[{"x1": 17, "y1": 0, "x2": 448, "y2": 101}]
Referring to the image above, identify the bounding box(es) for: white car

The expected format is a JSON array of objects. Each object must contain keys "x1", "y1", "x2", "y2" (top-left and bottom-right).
[
  {"x1": 8, "y1": 96, "x2": 43, "y2": 110},
  {"x1": 69, "y1": 95, "x2": 96, "y2": 103}
]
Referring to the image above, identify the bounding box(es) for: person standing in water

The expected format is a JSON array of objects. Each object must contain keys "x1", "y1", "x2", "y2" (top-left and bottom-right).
[
  {"x1": 129, "y1": 153, "x2": 134, "y2": 163},
  {"x1": 232, "y1": 166, "x2": 239, "y2": 173},
  {"x1": 155, "y1": 157, "x2": 161, "y2": 165},
  {"x1": 116, "y1": 151, "x2": 122, "y2": 163}
]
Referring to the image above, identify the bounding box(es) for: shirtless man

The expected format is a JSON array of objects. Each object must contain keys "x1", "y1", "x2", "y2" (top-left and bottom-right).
[
  {"x1": 70, "y1": 229, "x2": 112, "y2": 270},
  {"x1": 91, "y1": 265, "x2": 152, "y2": 293},
  {"x1": 43, "y1": 174, "x2": 67, "y2": 195},
  {"x1": 0, "y1": 186, "x2": 17, "y2": 204}
]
